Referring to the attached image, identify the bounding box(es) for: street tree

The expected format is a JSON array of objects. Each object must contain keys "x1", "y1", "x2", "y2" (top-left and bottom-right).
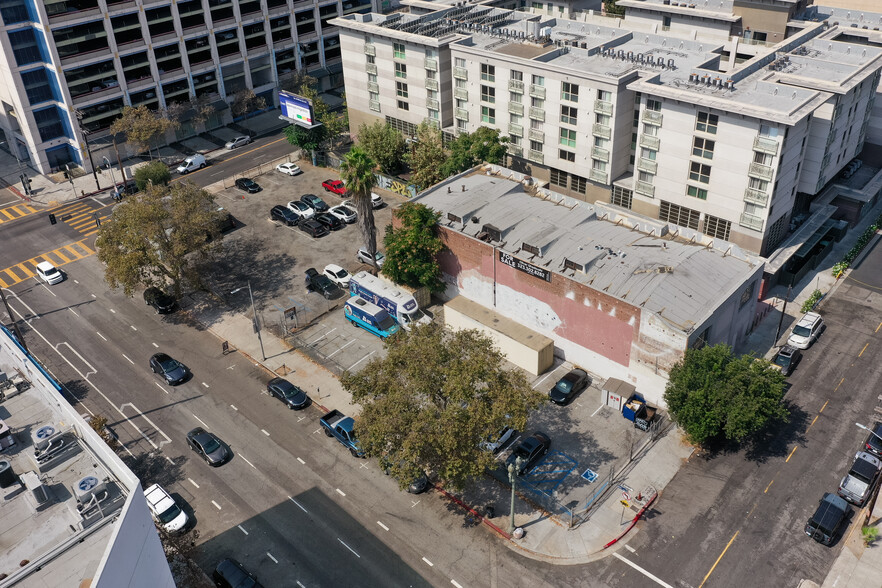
[
  {"x1": 166, "y1": 94, "x2": 216, "y2": 130},
  {"x1": 133, "y1": 161, "x2": 171, "y2": 191},
  {"x1": 110, "y1": 105, "x2": 177, "y2": 159},
  {"x1": 664, "y1": 344, "x2": 789, "y2": 446},
  {"x1": 282, "y1": 85, "x2": 347, "y2": 153},
  {"x1": 407, "y1": 121, "x2": 446, "y2": 190},
  {"x1": 341, "y1": 323, "x2": 545, "y2": 491},
  {"x1": 383, "y1": 202, "x2": 445, "y2": 292},
  {"x1": 230, "y1": 88, "x2": 266, "y2": 119},
  {"x1": 358, "y1": 121, "x2": 407, "y2": 174},
  {"x1": 95, "y1": 182, "x2": 222, "y2": 299},
  {"x1": 339, "y1": 146, "x2": 379, "y2": 272}
]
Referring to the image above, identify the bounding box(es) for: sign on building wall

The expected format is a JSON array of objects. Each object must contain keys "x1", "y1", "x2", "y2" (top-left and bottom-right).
[{"x1": 498, "y1": 251, "x2": 552, "y2": 282}]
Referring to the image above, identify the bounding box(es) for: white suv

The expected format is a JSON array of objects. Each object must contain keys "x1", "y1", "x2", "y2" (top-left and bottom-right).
[
  {"x1": 787, "y1": 312, "x2": 824, "y2": 349},
  {"x1": 144, "y1": 483, "x2": 188, "y2": 533}
]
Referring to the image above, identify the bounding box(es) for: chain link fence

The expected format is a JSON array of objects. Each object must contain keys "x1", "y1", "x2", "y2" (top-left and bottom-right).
[{"x1": 219, "y1": 149, "x2": 304, "y2": 189}]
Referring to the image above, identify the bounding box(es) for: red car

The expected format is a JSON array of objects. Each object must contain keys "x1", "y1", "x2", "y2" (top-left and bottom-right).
[{"x1": 322, "y1": 179, "x2": 347, "y2": 195}]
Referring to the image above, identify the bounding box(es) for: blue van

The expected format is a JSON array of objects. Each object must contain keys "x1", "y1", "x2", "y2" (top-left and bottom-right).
[{"x1": 344, "y1": 297, "x2": 400, "y2": 339}]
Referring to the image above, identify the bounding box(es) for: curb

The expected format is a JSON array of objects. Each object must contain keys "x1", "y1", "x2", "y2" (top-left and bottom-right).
[{"x1": 433, "y1": 486, "x2": 512, "y2": 540}]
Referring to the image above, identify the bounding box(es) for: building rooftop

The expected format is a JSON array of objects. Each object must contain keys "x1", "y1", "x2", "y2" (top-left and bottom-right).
[
  {"x1": 617, "y1": 0, "x2": 740, "y2": 21},
  {"x1": 415, "y1": 168, "x2": 762, "y2": 333}
]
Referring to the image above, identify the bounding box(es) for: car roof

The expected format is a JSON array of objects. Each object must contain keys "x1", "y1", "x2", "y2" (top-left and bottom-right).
[
  {"x1": 36, "y1": 261, "x2": 55, "y2": 271},
  {"x1": 152, "y1": 352, "x2": 172, "y2": 361},
  {"x1": 325, "y1": 263, "x2": 345, "y2": 273}
]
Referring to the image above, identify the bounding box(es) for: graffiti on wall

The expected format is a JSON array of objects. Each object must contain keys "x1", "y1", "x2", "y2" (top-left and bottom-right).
[{"x1": 374, "y1": 173, "x2": 417, "y2": 199}]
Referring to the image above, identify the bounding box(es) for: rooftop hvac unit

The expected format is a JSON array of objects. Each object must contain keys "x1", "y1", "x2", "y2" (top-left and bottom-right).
[
  {"x1": 617, "y1": 49, "x2": 625, "y2": 59},
  {"x1": 647, "y1": 56, "x2": 655, "y2": 65},
  {"x1": 540, "y1": 26, "x2": 553, "y2": 37},
  {"x1": 581, "y1": 42, "x2": 587, "y2": 49},
  {"x1": 667, "y1": 58, "x2": 675, "y2": 69},
  {"x1": 627, "y1": 51, "x2": 634, "y2": 60},
  {"x1": 0, "y1": 459, "x2": 17, "y2": 488},
  {"x1": 32, "y1": 423, "x2": 59, "y2": 452},
  {"x1": 74, "y1": 473, "x2": 108, "y2": 505}
]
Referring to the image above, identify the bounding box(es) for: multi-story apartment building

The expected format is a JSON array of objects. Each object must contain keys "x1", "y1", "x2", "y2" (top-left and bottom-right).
[
  {"x1": 334, "y1": 4, "x2": 882, "y2": 256},
  {"x1": 0, "y1": 0, "x2": 380, "y2": 174}
]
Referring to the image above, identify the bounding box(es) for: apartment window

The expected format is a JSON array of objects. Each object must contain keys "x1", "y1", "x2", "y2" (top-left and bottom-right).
[
  {"x1": 643, "y1": 123, "x2": 658, "y2": 136},
  {"x1": 687, "y1": 185, "x2": 708, "y2": 200},
  {"x1": 659, "y1": 200, "x2": 700, "y2": 230},
  {"x1": 369, "y1": 91, "x2": 379, "y2": 102},
  {"x1": 510, "y1": 113, "x2": 523, "y2": 125},
  {"x1": 511, "y1": 70, "x2": 523, "y2": 81},
  {"x1": 529, "y1": 140, "x2": 542, "y2": 151},
  {"x1": 638, "y1": 171, "x2": 654, "y2": 183},
  {"x1": 749, "y1": 177, "x2": 768, "y2": 191},
  {"x1": 455, "y1": 57, "x2": 465, "y2": 67},
  {"x1": 560, "y1": 105, "x2": 577, "y2": 126},
  {"x1": 611, "y1": 186, "x2": 633, "y2": 209},
  {"x1": 696, "y1": 111, "x2": 718, "y2": 134},
  {"x1": 510, "y1": 91, "x2": 522, "y2": 104},
  {"x1": 395, "y1": 62, "x2": 407, "y2": 79},
  {"x1": 662, "y1": 16, "x2": 671, "y2": 29},
  {"x1": 597, "y1": 89, "x2": 611, "y2": 102},
  {"x1": 481, "y1": 106, "x2": 495, "y2": 124},
  {"x1": 532, "y1": 74, "x2": 544, "y2": 86},
  {"x1": 428, "y1": 109, "x2": 439, "y2": 120},
  {"x1": 427, "y1": 89, "x2": 438, "y2": 100},
  {"x1": 689, "y1": 162, "x2": 711, "y2": 183},
  {"x1": 559, "y1": 149, "x2": 575, "y2": 162},
  {"x1": 550, "y1": 168, "x2": 568, "y2": 187},
  {"x1": 559, "y1": 128, "x2": 576, "y2": 148},
  {"x1": 692, "y1": 137, "x2": 714, "y2": 159},
  {"x1": 561, "y1": 82, "x2": 578, "y2": 102},
  {"x1": 570, "y1": 174, "x2": 587, "y2": 194},
  {"x1": 481, "y1": 85, "x2": 495, "y2": 103},
  {"x1": 530, "y1": 118, "x2": 543, "y2": 130},
  {"x1": 592, "y1": 159, "x2": 607, "y2": 172},
  {"x1": 398, "y1": 100, "x2": 409, "y2": 110},
  {"x1": 455, "y1": 78, "x2": 466, "y2": 89},
  {"x1": 481, "y1": 64, "x2": 495, "y2": 82},
  {"x1": 743, "y1": 202, "x2": 764, "y2": 218},
  {"x1": 393, "y1": 42, "x2": 405, "y2": 59},
  {"x1": 21, "y1": 69, "x2": 56, "y2": 105},
  {"x1": 396, "y1": 81, "x2": 408, "y2": 98},
  {"x1": 368, "y1": 73, "x2": 377, "y2": 84},
  {"x1": 703, "y1": 214, "x2": 731, "y2": 241},
  {"x1": 457, "y1": 118, "x2": 467, "y2": 130},
  {"x1": 646, "y1": 99, "x2": 661, "y2": 111},
  {"x1": 595, "y1": 136, "x2": 609, "y2": 149},
  {"x1": 426, "y1": 68, "x2": 436, "y2": 80},
  {"x1": 640, "y1": 147, "x2": 656, "y2": 161},
  {"x1": 531, "y1": 96, "x2": 544, "y2": 109},
  {"x1": 753, "y1": 151, "x2": 773, "y2": 166},
  {"x1": 367, "y1": 54, "x2": 375, "y2": 64},
  {"x1": 759, "y1": 124, "x2": 779, "y2": 138},
  {"x1": 596, "y1": 113, "x2": 610, "y2": 126}
]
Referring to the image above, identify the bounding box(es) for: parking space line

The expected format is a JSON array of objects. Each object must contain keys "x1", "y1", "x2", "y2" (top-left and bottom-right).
[
  {"x1": 613, "y1": 553, "x2": 674, "y2": 588},
  {"x1": 261, "y1": 428, "x2": 270, "y2": 436},
  {"x1": 532, "y1": 370, "x2": 557, "y2": 389},
  {"x1": 240, "y1": 454, "x2": 256, "y2": 469},
  {"x1": 451, "y1": 581, "x2": 463, "y2": 588},
  {"x1": 377, "y1": 521, "x2": 389, "y2": 531},
  {"x1": 338, "y1": 538, "x2": 361, "y2": 558},
  {"x1": 297, "y1": 457, "x2": 305, "y2": 464},
  {"x1": 212, "y1": 500, "x2": 222, "y2": 510},
  {"x1": 192, "y1": 414, "x2": 209, "y2": 428},
  {"x1": 336, "y1": 488, "x2": 346, "y2": 497},
  {"x1": 591, "y1": 403, "x2": 604, "y2": 417},
  {"x1": 326, "y1": 339, "x2": 356, "y2": 359},
  {"x1": 96, "y1": 332, "x2": 107, "y2": 341},
  {"x1": 348, "y1": 351, "x2": 375, "y2": 370},
  {"x1": 122, "y1": 354, "x2": 134, "y2": 364},
  {"x1": 422, "y1": 557, "x2": 433, "y2": 567},
  {"x1": 311, "y1": 328, "x2": 337, "y2": 344},
  {"x1": 155, "y1": 382, "x2": 169, "y2": 395},
  {"x1": 267, "y1": 552, "x2": 278, "y2": 564},
  {"x1": 188, "y1": 478, "x2": 200, "y2": 489},
  {"x1": 288, "y1": 496, "x2": 308, "y2": 513},
  {"x1": 230, "y1": 404, "x2": 238, "y2": 411}
]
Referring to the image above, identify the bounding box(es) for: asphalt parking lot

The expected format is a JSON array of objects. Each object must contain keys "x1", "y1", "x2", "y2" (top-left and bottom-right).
[{"x1": 206, "y1": 160, "x2": 404, "y2": 374}]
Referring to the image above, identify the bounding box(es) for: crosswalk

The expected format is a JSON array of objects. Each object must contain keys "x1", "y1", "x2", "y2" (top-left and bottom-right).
[
  {"x1": 0, "y1": 202, "x2": 38, "y2": 224},
  {"x1": 52, "y1": 201, "x2": 111, "y2": 236},
  {"x1": 0, "y1": 239, "x2": 95, "y2": 288}
]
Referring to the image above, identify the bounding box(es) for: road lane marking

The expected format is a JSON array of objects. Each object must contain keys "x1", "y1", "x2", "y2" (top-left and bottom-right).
[
  {"x1": 261, "y1": 429, "x2": 270, "y2": 436},
  {"x1": 348, "y1": 351, "x2": 375, "y2": 370},
  {"x1": 288, "y1": 496, "x2": 308, "y2": 513},
  {"x1": 152, "y1": 342, "x2": 159, "y2": 348},
  {"x1": 130, "y1": 325, "x2": 137, "y2": 331},
  {"x1": 155, "y1": 382, "x2": 169, "y2": 395},
  {"x1": 297, "y1": 582, "x2": 305, "y2": 588},
  {"x1": 267, "y1": 552, "x2": 278, "y2": 564},
  {"x1": 68, "y1": 308, "x2": 79, "y2": 317},
  {"x1": 613, "y1": 553, "x2": 675, "y2": 588},
  {"x1": 820, "y1": 400, "x2": 829, "y2": 412},
  {"x1": 422, "y1": 557, "x2": 433, "y2": 567},
  {"x1": 877, "y1": 322, "x2": 882, "y2": 333},
  {"x1": 624, "y1": 544, "x2": 636, "y2": 553},
  {"x1": 212, "y1": 500, "x2": 222, "y2": 510},
  {"x1": 297, "y1": 457, "x2": 305, "y2": 464},
  {"x1": 96, "y1": 332, "x2": 107, "y2": 341},
  {"x1": 119, "y1": 402, "x2": 173, "y2": 448},
  {"x1": 785, "y1": 446, "x2": 798, "y2": 462},
  {"x1": 230, "y1": 404, "x2": 238, "y2": 411},
  {"x1": 451, "y1": 581, "x2": 463, "y2": 588},
  {"x1": 240, "y1": 454, "x2": 256, "y2": 469},
  {"x1": 40, "y1": 283, "x2": 56, "y2": 297},
  {"x1": 192, "y1": 414, "x2": 209, "y2": 428},
  {"x1": 698, "y1": 531, "x2": 738, "y2": 588},
  {"x1": 859, "y1": 343, "x2": 869, "y2": 357},
  {"x1": 171, "y1": 136, "x2": 287, "y2": 183},
  {"x1": 336, "y1": 488, "x2": 346, "y2": 497},
  {"x1": 109, "y1": 309, "x2": 116, "y2": 314},
  {"x1": 238, "y1": 525, "x2": 249, "y2": 535},
  {"x1": 166, "y1": 457, "x2": 175, "y2": 465},
  {"x1": 377, "y1": 521, "x2": 389, "y2": 531},
  {"x1": 807, "y1": 415, "x2": 819, "y2": 431},
  {"x1": 764, "y1": 480, "x2": 774, "y2": 493},
  {"x1": 122, "y1": 354, "x2": 134, "y2": 364},
  {"x1": 338, "y1": 538, "x2": 361, "y2": 558},
  {"x1": 202, "y1": 382, "x2": 209, "y2": 388},
  {"x1": 189, "y1": 478, "x2": 200, "y2": 489}
]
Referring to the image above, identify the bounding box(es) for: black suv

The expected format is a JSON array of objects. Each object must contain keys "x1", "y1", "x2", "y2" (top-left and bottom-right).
[
  {"x1": 772, "y1": 345, "x2": 802, "y2": 376},
  {"x1": 505, "y1": 432, "x2": 551, "y2": 476},
  {"x1": 864, "y1": 422, "x2": 882, "y2": 458},
  {"x1": 805, "y1": 492, "x2": 850, "y2": 545},
  {"x1": 213, "y1": 558, "x2": 263, "y2": 588},
  {"x1": 300, "y1": 193, "x2": 329, "y2": 212},
  {"x1": 143, "y1": 287, "x2": 176, "y2": 314},
  {"x1": 305, "y1": 267, "x2": 341, "y2": 299}
]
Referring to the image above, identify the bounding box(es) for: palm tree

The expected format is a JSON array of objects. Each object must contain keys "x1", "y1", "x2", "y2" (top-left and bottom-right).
[{"x1": 340, "y1": 147, "x2": 379, "y2": 273}]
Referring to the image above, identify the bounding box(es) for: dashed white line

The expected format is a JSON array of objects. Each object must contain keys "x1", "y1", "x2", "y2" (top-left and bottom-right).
[
  {"x1": 211, "y1": 500, "x2": 222, "y2": 510},
  {"x1": 73, "y1": 280, "x2": 79, "y2": 284},
  {"x1": 296, "y1": 457, "x2": 305, "y2": 465},
  {"x1": 337, "y1": 538, "x2": 361, "y2": 558},
  {"x1": 109, "y1": 309, "x2": 116, "y2": 314},
  {"x1": 96, "y1": 332, "x2": 107, "y2": 341},
  {"x1": 201, "y1": 382, "x2": 209, "y2": 388},
  {"x1": 130, "y1": 325, "x2": 137, "y2": 331},
  {"x1": 152, "y1": 342, "x2": 159, "y2": 348},
  {"x1": 230, "y1": 404, "x2": 238, "y2": 411},
  {"x1": 266, "y1": 552, "x2": 278, "y2": 564},
  {"x1": 91, "y1": 294, "x2": 96, "y2": 298},
  {"x1": 188, "y1": 478, "x2": 200, "y2": 489},
  {"x1": 296, "y1": 582, "x2": 305, "y2": 588},
  {"x1": 165, "y1": 457, "x2": 175, "y2": 465},
  {"x1": 261, "y1": 429, "x2": 270, "y2": 436},
  {"x1": 288, "y1": 496, "x2": 308, "y2": 513},
  {"x1": 68, "y1": 308, "x2": 80, "y2": 317},
  {"x1": 377, "y1": 521, "x2": 389, "y2": 531},
  {"x1": 122, "y1": 354, "x2": 134, "y2": 365},
  {"x1": 155, "y1": 382, "x2": 169, "y2": 394},
  {"x1": 336, "y1": 488, "x2": 346, "y2": 497},
  {"x1": 240, "y1": 455, "x2": 256, "y2": 469},
  {"x1": 422, "y1": 557, "x2": 434, "y2": 567},
  {"x1": 612, "y1": 553, "x2": 675, "y2": 588},
  {"x1": 238, "y1": 525, "x2": 249, "y2": 535},
  {"x1": 625, "y1": 544, "x2": 636, "y2": 553},
  {"x1": 451, "y1": 581, "x2": 464, "y2": 588},
  {"x1": 192, "y1": 414, "x2": 208, "y2": 428}
]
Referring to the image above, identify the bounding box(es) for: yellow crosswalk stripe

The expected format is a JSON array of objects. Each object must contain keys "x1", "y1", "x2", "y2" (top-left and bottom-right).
[
  {"x1": 52, "y1": 249, "x2": 71, "y2": 263},
  {"x1": 0, "y1": 276, "x2": 8, "y2": 288},
  {"x1": 0, "y1": 239, "x2": 96, "y2": 287},
  {"x1": 15, "y1": 263, "x2": 34, "y2": 277},
  {"x1": 0, "y1": 208, "x2": 17, "y2": 220},
  {"x1": 62, "y1": 244, "x2": 84, "y2": 260}
]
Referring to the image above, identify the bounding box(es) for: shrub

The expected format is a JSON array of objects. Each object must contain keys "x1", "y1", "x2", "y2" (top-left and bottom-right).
[{"x1": 800, "y1": 289, "x2": 822, "y2": 314}]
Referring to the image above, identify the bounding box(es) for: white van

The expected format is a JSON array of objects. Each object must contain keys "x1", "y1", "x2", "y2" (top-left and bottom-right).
[{"x1": 176, "y1": 154, "x2": 206, "y2": 174}]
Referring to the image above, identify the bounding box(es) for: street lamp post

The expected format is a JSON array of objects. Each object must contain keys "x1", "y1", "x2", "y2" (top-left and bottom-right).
[
  {"x1": 507, "y1": 456, "x2": 523, "y2": 535},
  {"x1": 856, "y1": 422, "x2": 882, "y2": 525},
  {"x1": 102, "y1": 156, "x2": 117, "y2": 189},
  {"x1": 230, "y1": 281, "x2": 265, "y2": 361},
  {"x1": 75, "y1": 110, "x2": 100, "y2": 192}
]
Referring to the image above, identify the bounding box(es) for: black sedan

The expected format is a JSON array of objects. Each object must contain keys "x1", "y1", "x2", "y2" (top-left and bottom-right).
[
  {"x1": 300, "y1": 193, "x2": 329, "y2": 212},
  {"x1": 506, "y1": 432, "x2": 551, "y2": 476},
  {"x1": 267, "y1": 377, "x2": 310, "y2": 409},
  {"x1": 315, "y1": 212, "x2": 344, "y2": 231},
  {"x1": 186, "y1": 427, "x2": 229, "y2": 466},
  {"x1": 299, "y1": 219, "x2": 329, "y2": 238},
  {"x1": 549, "y1": 368, "x2": 589, "y2": 405},
  {"x1": 149, "y1": 352, "x2": 188, "y2": 385},
  {"x1": 270, "y1": 205, "x2": 300, "y2": 226},
  {"x1": 143, "y1": 287, "x2": 176, "y2": 314},
  {"x1": 235, "y1": 177, "x2": 261, "y2": 193}
]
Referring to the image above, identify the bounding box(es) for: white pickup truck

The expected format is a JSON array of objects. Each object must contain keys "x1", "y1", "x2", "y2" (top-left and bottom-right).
[{"x1": 144, "y1": 483, "x2": 189, "y2": 533}]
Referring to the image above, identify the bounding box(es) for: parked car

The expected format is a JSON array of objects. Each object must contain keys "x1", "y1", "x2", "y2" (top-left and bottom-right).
[
  {"x1": 381, "y1": 459, "x2": 430, "y2": 494},
  {"x1": 506, "y1": 432, "x2": 551, "y2": 476},
  {"x1": 805, "y1": 492, "x2": 850, "y2": 545},
  {"x1": 838, "y1": 451, "x2": 882, "y2": 506},
  {"x1": 212, "y1": 558, "x2": 263, "y2": 588},
  {"x1": 323, "y1": 264, "x2": 351, "y2": 288},
  {"x1": 328, "y1": 204, "x2": 357, "y2": 224},
  {"x1": 356, "y1": 247, "x2": 385, "y2": 268},
  {"x1": 370, "y1": 192, "x2": 385, "y2": 209},
  {"x1": 143, "y1": 287, "x2": 176, "y2": 314},
  {"x1": 549, "y1": 368, "x2": 589, "y2": 405},
  {"x1": 863, "y1": 422, "x2": 882, "y2": 458},
  {"x1": 771, "y1": 345, "x2": 801, "y2": 376},
  {"x1": 36, "y1": 261, "x2": 63, "y2": 285},
  {"x1": 270, "y1": 205, "x2": 299, "y2": 226},
  {"x1": 234, "y1": 178, "x2": 261, "y2": 193},
  {"x1": 322, "y1": 179, "x2": 347, "y2": 195},
  {"x1": 267, "y1": 377, "x2": 310, "y2": 410},
  {"x1": 186, "y1": 427, "x2": 229, "y2": 467},
  {"x1": 177, "y1": 154, "x2": 206, "y2": 174},
  {"x1": 300, "y1": 193, "x2": 329, "y2": 212},
  {"x1": 144, "y1": 483, "x2": 188, "y2": 533},
  {"x1": 787, "y1": 312, "x2": 824, "y2": 349},
  {"x1": 286, "y1": 200, "x2": 315, "y2": 221},
  {"x1": 315, "y1": 212, "x2": 344, "y2": 231},
  {"x1": 480, "y1": 426, "x2": 515, "y2": 454},
  {"x1": 305, "y1": 267, "x2": 341, "y2": 298},
  {"x1": 299, "y1": 219, "x2": 329, "y2": 238},
  {"x1": 225, "y1": 136, "x2": 251, "y2": 149},
  {"x1": 149, "y1": 352, "x2": 188, "y2": 385},
  {"x1": 276, "y1": 162, "x2": 302, "y2": 176}
]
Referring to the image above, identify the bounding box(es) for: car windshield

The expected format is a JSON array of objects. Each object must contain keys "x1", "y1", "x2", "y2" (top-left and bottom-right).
[
  {"x1": 377, "y1": 315, "x2": 397, "y2": 331},
  {"x1": 555, "y1": 378, "x2": 573, "y2": 392},
  {"x1": 402, "y1": 309, "x2": 425, "y2": 324},
  {"x1": 157, "y1": 503, "x2": 182, "y2": 524},
  {"x1": 375, "y1": 252, "x2": 385, "y2": 262},
  {"x1": 159, "y1": 357, "x2": 179, "y2": 371},
  {"x1": 333, "y1": 269, "x2": 348, "y2": 278},
  {"x1": 281, "y1": 384, "x2": 301, "y2": 398},
  {"x1": 43, "y1": 267, "x2": 58, "y2": 276},
  {"x1": 792, "y1": 325, "x2": 812, "y2": 337},
  {"x1": 200, "y1": 435, "x2": 220, "y2": 453}
]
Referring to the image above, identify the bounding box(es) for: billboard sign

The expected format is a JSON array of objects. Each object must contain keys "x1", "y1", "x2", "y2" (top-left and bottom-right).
[{"x1": 279, "y1": 90, "x2": 315, "y2": 126}]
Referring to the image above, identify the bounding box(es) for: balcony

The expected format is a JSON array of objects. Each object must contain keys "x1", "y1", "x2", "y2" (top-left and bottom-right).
[
  {"x1": 743, "y1": 187, "x2": 769, "y2": 206},
  {"x1": 748, "y1": 161, "x2": 774, "y2": 181},
  {"x1": 528, "y1": 128, "x2": 544, "y2": 142},
  {"x1": 508, "y1": 123, "x2": 523, "y2": 137},
  {"x1": 508, "y1": 102, "x2": 523, "y2": 116},
  {"x1": 427, "y1": 98, "x2": 439, "y2": 110},
  {"x1": 642, "y1": 110, "x2": 663, "y2": 126},
  {"x1": 508, "y1": 144, "x2": 522, "y2": 157},
  {"x1": 635, "y1": 180, "x2": 655, "y2": 197},
  {"x1": 159, "y1": 67, "x2": 185, "y2": 81},
  {"x1": 639, "y1": 134, "x2": 659, "y2": 150},
  {"x1": 636, "y1": 158, "x2": 657, "y2": 174},
  {"x1": 591, "y1": 146, "x2": 609, "y2": 162},
  {"x1": 49, "y1": 7, "x2": 103, "y2": 23},
  {"x1": 425, "y1": 78, "x2": 438, "y2": 91},
  {"x1": 453, "y1": 66, "x2": 467, "y2": 80},
  {"x1": 528, "y1": 149, "x2": 543, "y2": 164},
  {"x1": 454, "y1": 87, "x2": 468, "y2": 100},
  {"x1": 126, "y1": 77, "x2": 155, "y2": 90},
  {"x1": 594, "y1": 99, "x2": 613, "y2": 115},
  {"x1": 508, "y1": 79, "x2": 523, "y2": 93},
  {"x1": 365, "y1": 63, "x2": 377, "y2": 75},
  {"x1": 529, "y1": 84, "x2": 545, "y2": 99},
  {"x1": 739, "y1": 212, "x2": 764, "y2": 231},
  {"x1": 367, "y1": 81, "x2": 378, "y2": 93},
  {"x1": 528, "y1": 107, "x2": 544, "y2": 121},
  {"x1": 455, "y1": 107, "x2": 469, "y2": 121},
  {"x1": 369, "y1": 99, "x2": 380, "y2": 112},
  {"x1": 589, "y1": 169, "x2": 608, "y2": 184},
  {"x1": 753, "y1": 135, "x2": 779, "y2": 156},
  {"x1": 592, "y1": 123, "x2": 611, "y2": 139},
  {"x1": 364, "y1": 43, "x2": 375, "y2": 56},
  {"x1": 424, "y1": 57, "x2": 437, "y2": 71}
]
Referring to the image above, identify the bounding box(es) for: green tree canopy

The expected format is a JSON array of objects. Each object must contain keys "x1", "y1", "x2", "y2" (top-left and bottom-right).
[
  {"x1": 339, "y1": 146, "x2": 379, "y2": 272},
  {"x1": 383, "y1": 202, "x2": 445, "y2": 292},
  {"x1": 341, "y1": 323, "x2": 545, "y2": 491},
  {"x1": 357, "y1": 121, "x2": 407, "y2": 174},
  {"x1": 95, "y1": 182, "x2": 222, "y2": 299},
  {"x1": 663, "y1": 344, "x2": 789, "y2": 446},
  {"x1": 230, "y1": 88, "x2": 267, "y2": 118},
  {"x1": 110, "y1": 105, "x2": 177, "y2": 158},
  {"x1": 407, "y1": 121, "x2": 446, "y2": 190},
  {"x1": 440, "y1": 126, "x2": 508, "y2": 177},
  {"x1": 133, "y1": 160, "x2": 171, "y2": 191}
]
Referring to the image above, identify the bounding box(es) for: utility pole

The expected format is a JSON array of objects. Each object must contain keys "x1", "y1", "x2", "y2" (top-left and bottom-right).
[
  {"x1": 507, "y1": 456, "x2": 523, "y2": 534},
  {"x1": 63, "y1": 164, "x2": 76, "y2": 199},
  {"x1": 111, "y1": 134, "x2": 127, "y2": 185},
  {"x1": 75, "y1": 110, "x2": 100, "y2": 192},
  {"x1": 0, "y1": 287, "x2": 28, "y2": 353},
  {"x1": 774, "y1": 279, "x2": 794, "y2": 345},
  {"x1": 231, "y1": 281, "x2": 265, "y2": 361}
]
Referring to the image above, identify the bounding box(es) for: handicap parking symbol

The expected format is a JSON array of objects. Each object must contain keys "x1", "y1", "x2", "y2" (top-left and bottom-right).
[{"x1": 581, "y1": 468, "x2": 598, "y2": 483}]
